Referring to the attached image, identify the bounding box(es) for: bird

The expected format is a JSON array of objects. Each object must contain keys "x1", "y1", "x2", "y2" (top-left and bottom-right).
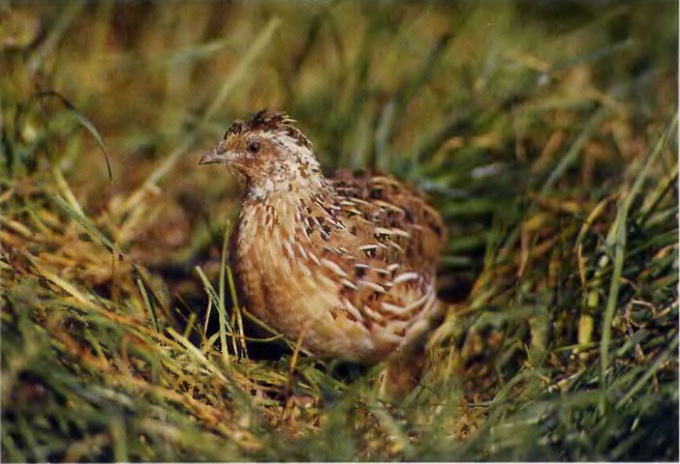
[{"x1": 199, "y1": 110, "x2": 446, "y2": 366}]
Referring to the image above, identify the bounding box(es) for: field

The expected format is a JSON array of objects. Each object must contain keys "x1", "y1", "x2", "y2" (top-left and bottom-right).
[{"x1": 1, "y1": 1, "x2": 678, "y2": 461}]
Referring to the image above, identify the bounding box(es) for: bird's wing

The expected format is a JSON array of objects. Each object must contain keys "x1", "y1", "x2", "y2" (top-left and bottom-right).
[
  {"x1": 329, "y1": 169, "x2": 446, "y2": 273},
  {"x1": 287, "y1": 169, "x2": 446, "y2": 354}
]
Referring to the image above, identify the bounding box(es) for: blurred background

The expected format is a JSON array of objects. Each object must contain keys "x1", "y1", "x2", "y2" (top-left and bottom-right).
[{"x1": 1, "y1": 1, "x2": 677, "y2": 461}]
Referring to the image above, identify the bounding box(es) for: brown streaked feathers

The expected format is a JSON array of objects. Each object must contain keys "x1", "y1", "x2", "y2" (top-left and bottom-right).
[{"x1": 200, "y1": 110, "x2": 446, "y2": 364}]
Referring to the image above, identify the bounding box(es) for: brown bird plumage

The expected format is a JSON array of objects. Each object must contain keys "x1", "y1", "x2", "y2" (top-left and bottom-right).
[{"x1": 200, "y1": 110, "x2": 446, "y2": 364}]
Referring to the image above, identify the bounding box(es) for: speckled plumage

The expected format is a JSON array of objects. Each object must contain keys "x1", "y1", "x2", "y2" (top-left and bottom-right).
[{"x1": 200, "y1": 110, "x2": 446, "y2": 364}]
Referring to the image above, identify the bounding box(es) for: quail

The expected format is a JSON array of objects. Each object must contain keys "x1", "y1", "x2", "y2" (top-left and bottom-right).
[{"x1": 200, "y1": 110, "x2": 446, "y2": 365}]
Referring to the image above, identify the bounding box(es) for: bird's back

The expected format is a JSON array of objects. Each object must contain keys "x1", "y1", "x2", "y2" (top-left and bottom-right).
[{"x1": 328, "y1": 169, "x2": 446, "y2": 274}]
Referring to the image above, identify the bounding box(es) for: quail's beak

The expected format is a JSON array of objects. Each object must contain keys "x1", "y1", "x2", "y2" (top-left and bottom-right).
[{"x1": 199, "y1": 147, "x2": 229, "y2": 165}]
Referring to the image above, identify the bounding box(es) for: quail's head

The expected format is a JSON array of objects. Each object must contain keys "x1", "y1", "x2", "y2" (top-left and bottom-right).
[{"x1": 200, "y1": 110, "x2": 322, "y2": 197}]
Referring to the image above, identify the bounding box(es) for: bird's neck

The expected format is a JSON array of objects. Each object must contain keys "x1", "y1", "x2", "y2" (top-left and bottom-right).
[
  {"x1": 245, "y1": 145, "x2": 328, "y2": 201},
  {"x1": 240, "y1": 143, "x2": 339, "y2": 242},
  {"x1": 246, "y1": 171, "x2": 328, "y2": 201},
  {"x1": 240, "y1": 166, "x2": 339, "y2": 243}
]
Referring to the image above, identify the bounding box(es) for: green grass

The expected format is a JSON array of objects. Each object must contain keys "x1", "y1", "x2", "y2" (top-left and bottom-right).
[{"x1": 1, "y1": 1, "x2": 678, "y2": 461}]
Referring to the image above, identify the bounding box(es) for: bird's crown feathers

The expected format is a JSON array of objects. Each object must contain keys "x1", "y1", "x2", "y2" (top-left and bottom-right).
[{"x1": 224, "y1": 110, "x2": 313, "y2": 150}]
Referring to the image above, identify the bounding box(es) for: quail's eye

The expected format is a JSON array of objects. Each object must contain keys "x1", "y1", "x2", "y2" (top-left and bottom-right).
[{"x1": 247, "y1": 141, "x2": 261, "y2": 154}]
